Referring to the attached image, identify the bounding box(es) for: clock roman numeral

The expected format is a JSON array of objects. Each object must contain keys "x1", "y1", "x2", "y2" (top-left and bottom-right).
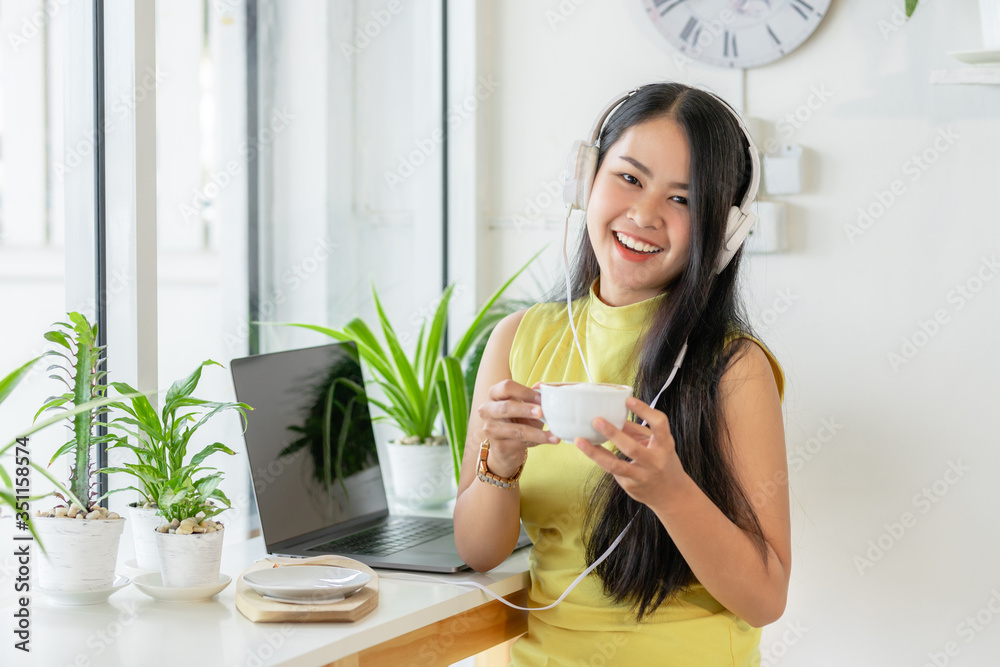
[
  {"x1": 680, "y1": 16, "x2": 699, "y2": 44},
  {"x1": 723, "y1": 30, "x2": 738, "y2": 59},
  {"x1": 766, "y1": 24, "x2": 781, "y2": 45},
  {"x1": 792, "y1": 0, "x2": 816, "y2": 12},
  {"x1": 654, "y1": 0, "x2": 688, "y2": 15},
  {"x1": 790, "y1": 2, "x2": 809, "y2": 20}
]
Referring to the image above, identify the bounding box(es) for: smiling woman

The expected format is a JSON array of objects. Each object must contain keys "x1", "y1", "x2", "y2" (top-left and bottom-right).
[
  {"x1": 585, "y1": 116, "x2": 692, "y2": 306},
  {"x1": 454, "y1": 83, "x2": 789, "y2": 666}
]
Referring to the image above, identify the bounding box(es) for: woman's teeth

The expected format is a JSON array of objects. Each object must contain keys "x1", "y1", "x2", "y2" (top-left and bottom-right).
[{"x1": 615, "y1": 232, "x2": 662, "y2": 254}]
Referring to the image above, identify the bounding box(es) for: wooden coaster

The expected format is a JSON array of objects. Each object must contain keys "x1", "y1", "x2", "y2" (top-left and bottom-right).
[{"x1": 235, "y1": 555, "x2": 378, "y2": 623}]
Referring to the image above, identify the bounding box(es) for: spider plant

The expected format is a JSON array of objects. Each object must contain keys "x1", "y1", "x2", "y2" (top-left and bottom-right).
[{"x1": 278, "y1": 248, "x2": 544, "y2": 484}]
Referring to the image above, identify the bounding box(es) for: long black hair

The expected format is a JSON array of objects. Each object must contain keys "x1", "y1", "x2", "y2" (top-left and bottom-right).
[{"x1": 567, "y1": 83, "x2": 771, "y2": 620}]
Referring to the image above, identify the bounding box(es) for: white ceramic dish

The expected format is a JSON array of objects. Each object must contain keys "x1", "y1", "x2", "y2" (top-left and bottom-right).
[
  {"x1": 38, "y1": 574, "x2": 131, "y2": 606},
  {"x1": 260, "y1": 593, "x2": 347, "y2": 605},
  {"x1": 123, "y1": 558, "x2": 158, "y2": 576},
  {"x1": 948, "y1": 49, "x2": 1000, "y2": 64},
  {"x1": 243, "y1": 565, "x2": 371, "y2": 600},
  {"x1": 133, "y1": 572, "x2": 231, "y2": 602}
]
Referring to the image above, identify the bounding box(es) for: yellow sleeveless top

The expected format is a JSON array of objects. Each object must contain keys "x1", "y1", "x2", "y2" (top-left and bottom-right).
[{"x1": 508, "y1": 282, "x2": 784, "y2": 667}]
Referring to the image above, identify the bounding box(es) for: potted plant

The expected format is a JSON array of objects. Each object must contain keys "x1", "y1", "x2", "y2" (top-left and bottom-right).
[
  {"x1": 280, "y1": 250, "x2": 542, "y2": 508},
  {"x1": 29, "y1": 313, "x2": 126, "y2": 595},
  {"x1": 1, "y1": 357, "x2": 141, "y2": 542},
  {"x1": 99, "y1": 359, "x2": 249, "y2": 586}
]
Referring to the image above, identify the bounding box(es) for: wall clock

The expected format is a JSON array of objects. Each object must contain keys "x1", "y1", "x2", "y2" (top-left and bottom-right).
[{"x1": 643, "y1": 0, "x2": 832, "y2": 69}]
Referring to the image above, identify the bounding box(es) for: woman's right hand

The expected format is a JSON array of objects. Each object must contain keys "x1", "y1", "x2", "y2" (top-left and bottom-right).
[{"x1": 476, "y1": 379, "x2": 561, "y2": 477}]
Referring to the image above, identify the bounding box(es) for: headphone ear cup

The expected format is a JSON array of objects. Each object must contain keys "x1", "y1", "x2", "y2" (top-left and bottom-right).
[
  {"x1": 563, "y1": 141, "x2": 599, "y2": 212},
  {"x1": 716, "y1": 206, "x2": 757, "y2": 274}
]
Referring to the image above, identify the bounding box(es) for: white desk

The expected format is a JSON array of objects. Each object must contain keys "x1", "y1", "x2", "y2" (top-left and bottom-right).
[{"x1": 0, "y1": 523, "x2": 530, "y2": 667}]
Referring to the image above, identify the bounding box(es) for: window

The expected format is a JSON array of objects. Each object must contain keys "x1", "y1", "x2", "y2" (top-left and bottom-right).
[{"x1": 0, "y1": 0, "x2": 98, "y2": 494}]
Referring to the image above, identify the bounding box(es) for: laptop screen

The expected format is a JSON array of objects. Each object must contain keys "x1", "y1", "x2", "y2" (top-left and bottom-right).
[{"x1": 230, "y1": 342, "x2": 388, "y2": 547}]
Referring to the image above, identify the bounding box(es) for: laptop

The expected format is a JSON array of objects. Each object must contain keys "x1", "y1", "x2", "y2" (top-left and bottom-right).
[{"x1": 230, "y1": 341, "x2": 528, "y2": 573}]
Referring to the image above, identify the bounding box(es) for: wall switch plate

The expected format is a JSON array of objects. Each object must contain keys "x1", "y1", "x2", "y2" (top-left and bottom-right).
[
  {"x1": 763, "y1": 144, "x2": 803, "y2": 195},
  {"x1": 746, "y1": 201, "x2": 787, "y2": 254}
]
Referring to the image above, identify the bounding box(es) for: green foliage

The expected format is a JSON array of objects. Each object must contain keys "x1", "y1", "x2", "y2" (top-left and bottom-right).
[
  {"x1": 279, "y1": 349, "x2": 378, "y2": 499},
  {"x1": 906, "y1": 0, "x2": 919, "y2": 18},
  {"x1": 278, "y1": 248, "x2": 543, "y2": 484},
  {"x1": 36, "y1": 312, "x2": 113, "y2": 508},
  {"x1": 1, "y1": 356, "x2": 137, "y2": 544},
  {"x1": 98, "y1": 360, "x2": 250, "y2": 524}
]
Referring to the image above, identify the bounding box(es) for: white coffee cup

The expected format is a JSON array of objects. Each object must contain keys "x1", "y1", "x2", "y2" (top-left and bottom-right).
[{"x1": 539, "y1": 382, "x2": 632, "y2": 443}]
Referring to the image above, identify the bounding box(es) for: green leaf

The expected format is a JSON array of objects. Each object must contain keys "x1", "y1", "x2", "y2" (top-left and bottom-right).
[
  {"x1": 272, "y1": 321, "x2": 396, "y2": 383},
  {"x1": 32, "y1": 394, "x2": 72, "y2": 423},
  {"x1": 0, "y1": 357, "x2": 41, "y2": 405},
  {"x1": 195, "y1": 473, "x2": 223, "y2": 499},
  {"x1": 163, "y1": 360, "x2": 221, "y2": 418},
  {"x1": 435, "y1": 356, "x2": 468, "y2": 485},
  {"x1": 47, "y1": 438, "x2": 78, "y2": 467},
  {"x1": 450, "y1": 246, "x2": 544, "y2": 359},
  {"x1": 376, "y1": 380, "x2": 423, "y2": 437},
  {"x1": 43, "y1": 330, "x2": 72, "y2": 349},
  {"x1": 421, "y1": 284, "x2": 456, "y2": 392},
  {"x1": 371, "y1": 284, "x2": 426, "y2": 428},
  {"x1": 905, "y1": 0, "x2": 918, "y2": 18},
  {"x1": 210, "y1": 488, "x2": 231, "y2": 507},
  {"x1": 110, "y1": 381, "x2": 162, "y2": 438},
  {"x1": 413, "y1": 320, "x2": 428, "y2": 389},
  {"x1": 191, "y1": 442, "x2": 237, "y2": 467}
]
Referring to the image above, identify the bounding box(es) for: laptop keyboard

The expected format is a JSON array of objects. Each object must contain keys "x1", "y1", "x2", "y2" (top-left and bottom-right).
[{"x1": 308, "y1": 518, "x2": 453, "y2": 557}]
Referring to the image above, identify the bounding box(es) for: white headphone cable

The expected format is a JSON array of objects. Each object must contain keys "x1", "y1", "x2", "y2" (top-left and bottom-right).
[
  {"x1": 380, "y1": 519, "x2": 633, "y2": 611},
  {"x1": 563, "y1": 203, "x2": 594, "y2": 383}
]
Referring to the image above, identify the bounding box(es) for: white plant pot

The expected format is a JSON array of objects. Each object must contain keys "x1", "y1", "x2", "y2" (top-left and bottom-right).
[
  {"x1": 127, "y1": 503, "x2": 163, "y2": 571},
  {"x1": 155, "y1": 528, "x2": 224, "y2": 588},
  {"x1": 386, "y1": 441, "x2": 457, "y2": 509},
  {"x1": 35, "y1": 517, "x2": 125, "y2": 592},
  {"x1": 981, "y1": 0, "x2": 1000, "y2": 50}
]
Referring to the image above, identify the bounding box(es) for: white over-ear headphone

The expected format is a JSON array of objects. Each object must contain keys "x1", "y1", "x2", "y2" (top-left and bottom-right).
[{"x1": 562, "y1": 85, "x2": 761, "y2": 275}]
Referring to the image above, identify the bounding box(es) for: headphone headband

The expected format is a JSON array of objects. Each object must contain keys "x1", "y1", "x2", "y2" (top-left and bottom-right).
[{"x1": 562, "y1": 84, "x2": 761, "y2": 274}]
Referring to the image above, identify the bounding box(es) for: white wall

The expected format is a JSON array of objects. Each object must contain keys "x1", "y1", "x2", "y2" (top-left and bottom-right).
[{"x1": 481, "y1": 1, "x2": 1000, "y2": 664}]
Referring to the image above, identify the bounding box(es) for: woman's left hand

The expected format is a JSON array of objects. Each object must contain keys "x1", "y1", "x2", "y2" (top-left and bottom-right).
[{"x1": 576, "y1": 396, "x2": 689, "y2": 509}]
